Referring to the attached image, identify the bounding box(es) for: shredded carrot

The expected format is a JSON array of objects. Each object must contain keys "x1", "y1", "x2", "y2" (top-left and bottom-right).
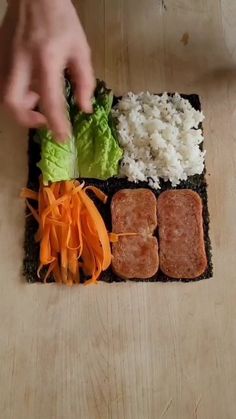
[
  {"x1": 109, "y1": 232, "x2": 139, "y2": 243},
  {"x1": 21, "y1": 180, "x2": 113, "y2": 286},
  {"x1": 24, "y1": 200, "x2": 40, "y2": 224},
  {"x1": 77, "y1": 188, "x2": 111, "y2": 270},
  {"x1": 20, "y1": 188, "x2": 38, "y2": 201},
  {"x1": 44, "y1": 261, "x2": 56, "y2": 284},
  {"x1": 84, "y1": 186, "x2": 108, "y2": 204}
]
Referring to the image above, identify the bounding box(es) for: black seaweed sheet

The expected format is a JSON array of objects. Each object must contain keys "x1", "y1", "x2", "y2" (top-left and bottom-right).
[{"x1": 23, "y1": 94, "x2": 213, "y2": 283}]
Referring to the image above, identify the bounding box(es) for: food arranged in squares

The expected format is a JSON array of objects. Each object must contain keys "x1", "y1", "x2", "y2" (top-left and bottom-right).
[{"x1": 22, "y1": 80, "x2": 212, "y2": 285}]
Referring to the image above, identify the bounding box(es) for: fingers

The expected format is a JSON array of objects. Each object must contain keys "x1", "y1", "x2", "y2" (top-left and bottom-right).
[
  {"x1": 69, "y1": 51, "x2": 95, "y2": 113},
  {"x1": 39, "y1": 52, "x2": 71, "y2": 142},
  {"x1": 10, "y1": 108, "x2": 46, "y2": 128},
  {"x1": 2, "y1": 41, "x2": 95, "y2": 137},
  {"x1": 3, "y1": 50, "x2": 47, "y2": 128},
  {"x1": 23, "y1": 91, "x2": 40, "y2": 110}
]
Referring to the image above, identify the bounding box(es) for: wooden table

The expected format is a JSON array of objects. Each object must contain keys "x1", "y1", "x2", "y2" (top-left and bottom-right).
[{"x1": 1, "y1": 1, "x2": 236, "y2": 418}]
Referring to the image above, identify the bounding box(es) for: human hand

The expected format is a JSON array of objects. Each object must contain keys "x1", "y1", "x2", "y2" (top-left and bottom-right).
[{"x1": 0, "y1": 0, "x2": 95, "y2": 141}]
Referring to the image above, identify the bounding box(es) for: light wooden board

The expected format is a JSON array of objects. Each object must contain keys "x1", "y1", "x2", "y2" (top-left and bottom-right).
[{"x1": 0, "y1": 0, "x2": 236, "y2": 418}]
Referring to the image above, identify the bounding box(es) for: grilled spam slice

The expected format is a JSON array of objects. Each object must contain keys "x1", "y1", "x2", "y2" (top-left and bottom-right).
[
  {"x1": 111, "y1": 189, "x2": 159, "y2": 279},
  {"x1": 158, "y1": 189, "x2": 207, "y2": 279}
]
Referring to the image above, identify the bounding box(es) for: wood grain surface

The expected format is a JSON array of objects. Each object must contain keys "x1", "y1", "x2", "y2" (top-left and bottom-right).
[{"x1": 1, "y1": 0, "x2": 236, "y2": 418}]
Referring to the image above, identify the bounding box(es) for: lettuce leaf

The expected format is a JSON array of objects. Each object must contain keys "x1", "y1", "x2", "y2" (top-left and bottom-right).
[
  {"x1": 74, "y1": 96, "x2": 123, "y2": 179},
  {"x1": 37, "y1": 79, "x2": 123, "y2": 184},
  {"x1": 37, "y1": 129, "x2": 78, "y2": 185}
]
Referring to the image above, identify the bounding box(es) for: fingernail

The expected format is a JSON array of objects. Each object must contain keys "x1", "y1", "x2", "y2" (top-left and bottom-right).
[
  {"x1": 54, "y1": 131, "x2": 72, "y2": 143},
  {"x1": 84, "y1": 102, "x2": 93, "y2": 114}
]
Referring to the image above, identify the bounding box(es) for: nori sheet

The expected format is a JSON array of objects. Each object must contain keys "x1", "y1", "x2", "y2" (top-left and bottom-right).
[{"x1": 23, "y1": 94, "x2": 213, "y2": 283}]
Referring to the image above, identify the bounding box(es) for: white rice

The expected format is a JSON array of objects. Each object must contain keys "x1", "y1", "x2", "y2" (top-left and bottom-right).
[{"x1": 113, "y1": 92, "x2": 205, "y2": 189}]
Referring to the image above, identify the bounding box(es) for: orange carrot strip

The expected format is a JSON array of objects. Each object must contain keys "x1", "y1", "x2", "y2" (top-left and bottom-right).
[
  {"x1": 72, "y1": 182, "x2": 85, "y2": 193},
  {"x1": 20, "y1": 188, "x2": 38, "y2": 201},
  {"x1": 37, "y1": 184, "x2": 46, "y2": 239},
  {"x1": 84, "y1": 256, "x2": 102, "y2": 285},
  {"x1": 53, "y1": 182, "x2": 61, "y2": 199},
  {"x1": 82, "y1": 220, "x2": 103, "y2": 259},
  {"x1": 46, "y1": 218, "x2": 68, "y2": 227},
  {"x1": 84, "y1": 186, "x2": 108, "y2": 204},
  {"x1": 77, "y1": 188, "x2": 111, "y2": 270},
  {"x1": 83, "y1": 214, "x2": 98, "y2": 240},
  {"x1": 52, "y1": 261, "x2": 62, "y2": 283},
  {"x1": 109, "y1": 232, "x2": 139, "y2": 243},
  {"x1": 81, "y1": 234, "x2": 96, "y2": 277},
  {"x1": 64, "y1": 181, "x2": 74, "y2": 194},
  {"x1": 71, "y1": 194, "x2": 83, "y2": 256},
  {"x1": 37, "y1": 263, "x2": 43, "y2": 279},
  {"x1": 40, "y1": 223, "x2": 55, "y2": 265},
  {"x1": 68, "y1": 249, "x2": 79, "y2": 284},
  {"x1": 25, "y1": 200, "x2": 40, "y2": 224},
  {"x1": 44, "y1": 261, "x2": 56, "y2": 283},
  {"x1": 50, "y1": 224, "x2": 60, "y2": 253},
  {"x1": 41, "y1": 195, "x2": 72, "y2": 226},
  {"x1": 44, "y1": 187, "x2": 60, "y2": 218},
  {"x1": 60, "y1": 225, "x2": 69, "y2": 284}
]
